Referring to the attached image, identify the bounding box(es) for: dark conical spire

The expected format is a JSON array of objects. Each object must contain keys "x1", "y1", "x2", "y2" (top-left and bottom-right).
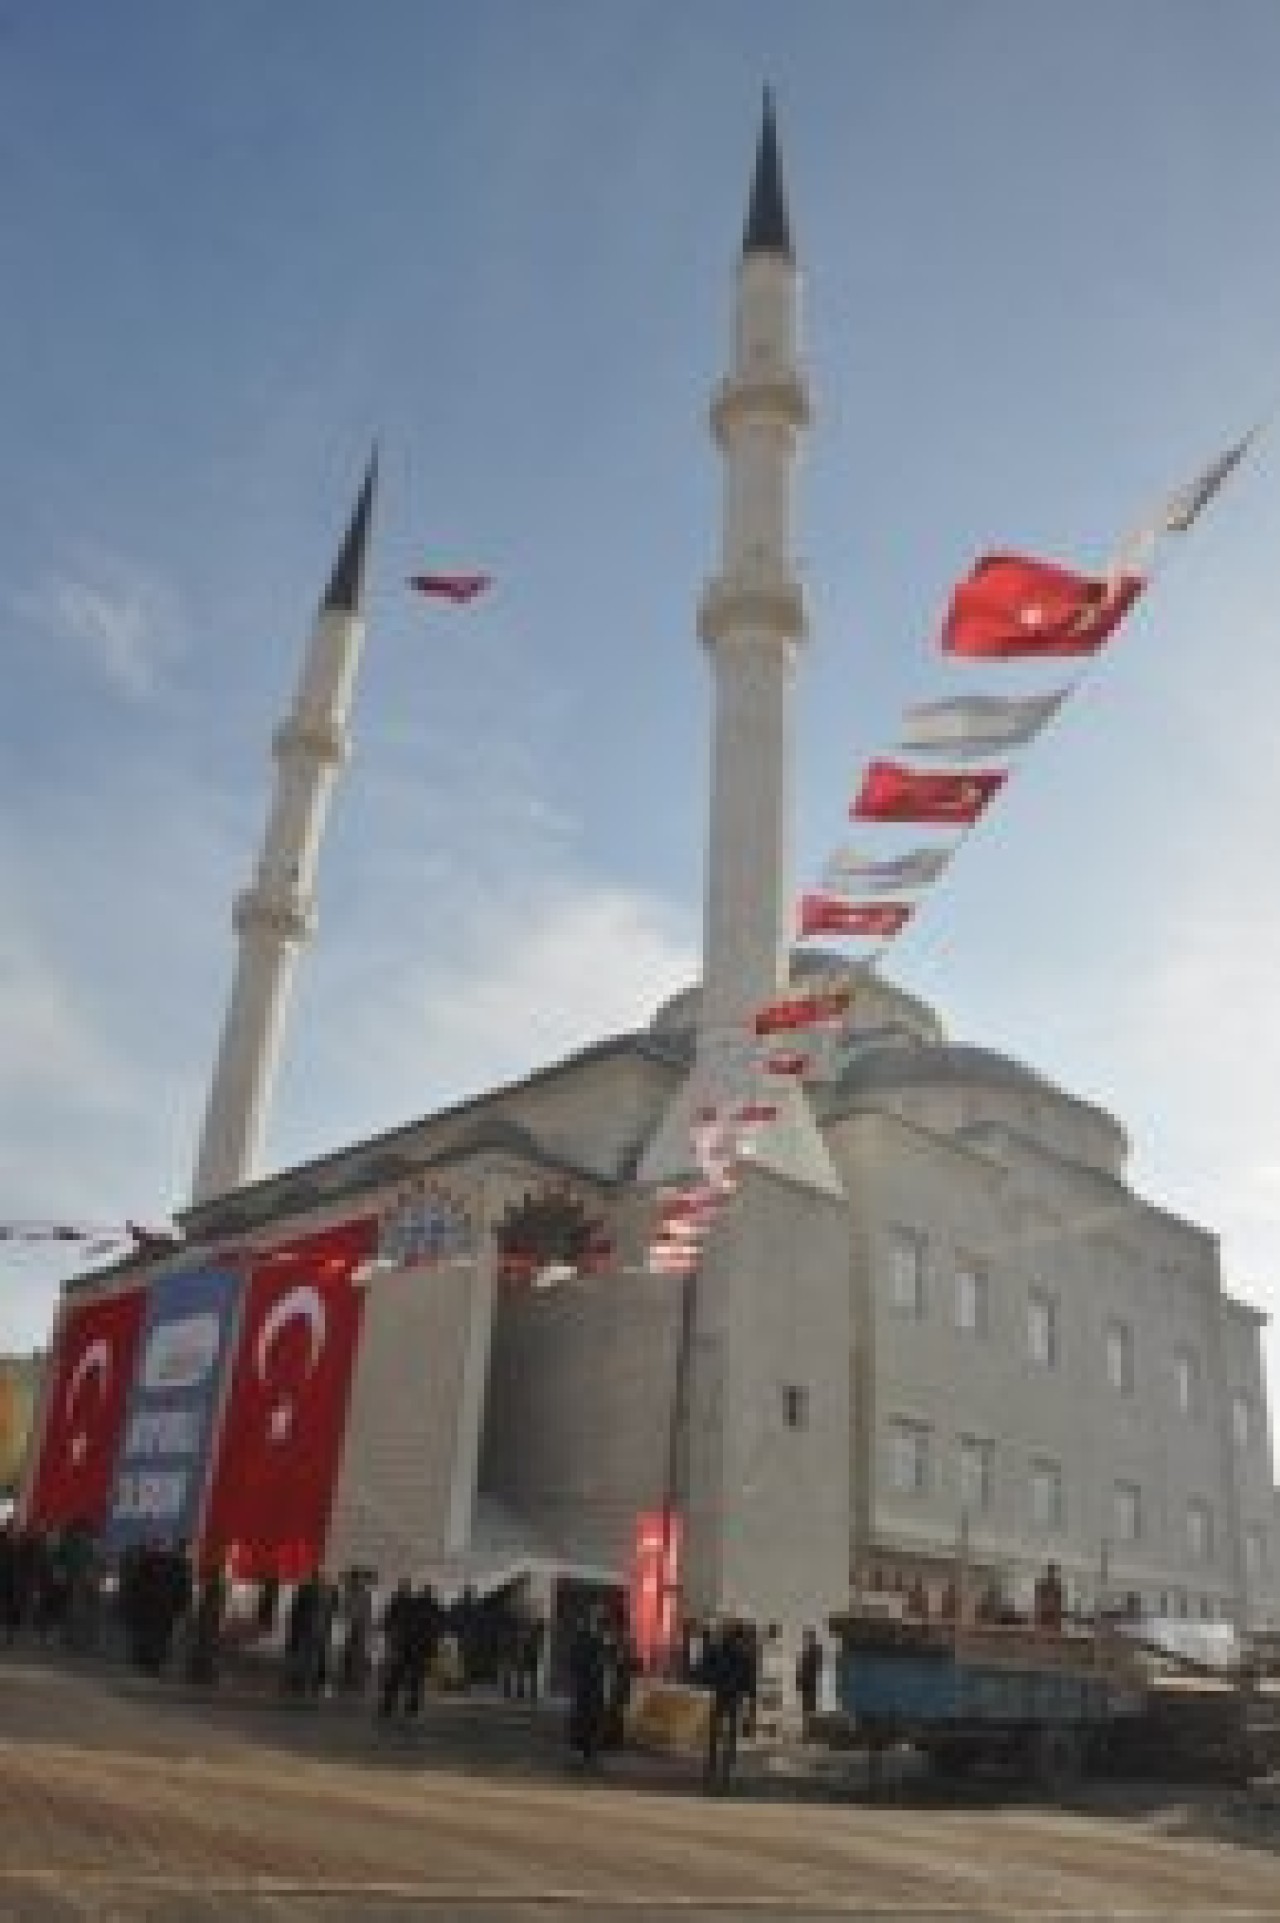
[
  {"x1": 742, "y1": 87, "x2": 793, "y2": 261},
  {"x1": 322, "y1": 443, "x2": 378, "y2": 615}
]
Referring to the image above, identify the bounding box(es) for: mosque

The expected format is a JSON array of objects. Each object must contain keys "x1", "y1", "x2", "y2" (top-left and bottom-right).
[{"x1": 23, "y1": 99, "x2": 1278, "y2": 1663}]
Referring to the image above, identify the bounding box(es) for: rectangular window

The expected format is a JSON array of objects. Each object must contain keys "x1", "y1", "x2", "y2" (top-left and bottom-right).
[
  {"x1": 781, "y1": 1383, "x2": 809, "y2": 1432},
  {"x1": 1186, "y1": 1499, "x2": 1213, "y2": 1564},
  {"x1": 1029, "y1": 1458, "x2": 1064, "y2": 1532},
  {"x1": 954, "y1": 1259, "x2": 989, "y2": 1336},
  {"x1": 1174, "y1": 1348, "x2": 1199, "y2": 1417},
  {"x1": 888, "y1": 1419, "x2": 931, "y2": 1496},
  {"x1": 959, "y1": 1436, "x2": 994, "y2": 1516},
  {"x1": 1105, "y1": 1320, "x2": 1134, "y2": 1395},
  {"x1": 1027, "y1": 1291, "x2": 1058, "y2": 1368},
  {"x1": 1232, "y1": 1394, "x2": 1252, "y2": 1451},
  {"x1": 1245, "y1": 1527, "x2": 1266, "y2": 1584},
  {"x1": 1113, "y1": 1480, "x2": 1142, "y2": 1544},
  {"x1": 889, "y1": 1230, "x2": 926, "y2": 1319}
]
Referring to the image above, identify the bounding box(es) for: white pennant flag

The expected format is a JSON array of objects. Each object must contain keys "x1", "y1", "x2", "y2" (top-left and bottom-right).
[
  {"x1": 1160, "y1": 427, "x2": 1258, "y2": 535},
  {"x1": 822, "y1": 846, "x2": 952, "y2": 894},
  {"x1": 898, "y1": 690, "x2": 1068, "y2": 758}
]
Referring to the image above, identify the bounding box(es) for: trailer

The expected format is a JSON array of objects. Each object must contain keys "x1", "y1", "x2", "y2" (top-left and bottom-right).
[{"x1": 829, "y1": 1612, "x2": 1146, "y2": 1791}]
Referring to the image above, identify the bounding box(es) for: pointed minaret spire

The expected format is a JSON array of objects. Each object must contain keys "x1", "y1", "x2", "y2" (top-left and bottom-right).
[
  {"x1": 742, "y1": 87, "x2": 792, "y2": 261},
  {"x1": 192, "y1": 454, "x2": 378, "y2": 1205},
  {"x1": 322, "y1": 443, "x2": 378, "y2": 615}
]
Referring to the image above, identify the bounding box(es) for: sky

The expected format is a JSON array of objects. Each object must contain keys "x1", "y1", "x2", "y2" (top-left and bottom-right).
[{"x1": 2, "y1": 0, "x2": 1280, "y2": 1466}]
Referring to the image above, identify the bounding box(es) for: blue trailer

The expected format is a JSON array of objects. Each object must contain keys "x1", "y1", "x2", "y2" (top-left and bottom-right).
[{"x1": 831, "y1": 1619, "x2": 1146, "y2": 1789}]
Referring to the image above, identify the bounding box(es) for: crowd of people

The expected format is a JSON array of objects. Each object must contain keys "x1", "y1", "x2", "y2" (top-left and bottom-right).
[{"x1": 2, "y1": 1516, "x2": 832, "y2": 1792}]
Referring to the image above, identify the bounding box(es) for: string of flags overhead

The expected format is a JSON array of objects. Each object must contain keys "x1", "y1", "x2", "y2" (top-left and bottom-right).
[
  {"x1": 644, "y1": 421, "x2": 1262, "y2": 1278},
  {"x1": 0, "y1": 1222, "x2": 179, "y2": 1261}
]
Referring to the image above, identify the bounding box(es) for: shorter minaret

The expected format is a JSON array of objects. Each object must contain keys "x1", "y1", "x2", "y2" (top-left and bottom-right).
[{"x1": 191, "y1": 454, "x2": 377, "y2": 1205}]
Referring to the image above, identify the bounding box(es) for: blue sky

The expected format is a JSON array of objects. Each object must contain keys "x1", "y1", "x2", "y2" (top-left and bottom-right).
[{"x1": 2, "y1": 1, "x2": 1280, "y2": 1465}]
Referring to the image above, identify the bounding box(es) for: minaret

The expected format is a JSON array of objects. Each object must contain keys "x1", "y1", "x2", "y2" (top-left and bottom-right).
[
  {"x1": 190, "y1": 452, "x2": 377, "y2": 1205},
  {"x1": 641, "y1": 92, "x2": 837, "y2": 1192},
  {"x1": 697, "y1": 87, "x2": 809, "y2": 1049}
]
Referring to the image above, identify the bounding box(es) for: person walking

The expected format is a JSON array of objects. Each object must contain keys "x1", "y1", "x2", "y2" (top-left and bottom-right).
[
  {"x1": 567, "y1": 1609, "x2": 607, "y2": 1765},
  {"x1": 377, "y1": 1578, "x2": 414, "y2": 1719},
  {"x1": 795, "y1": 1626, "x2": 823, "y2": 1736},
  {"x1": 701, "y1": 1620, "x2": 750, "y2": 1792}
]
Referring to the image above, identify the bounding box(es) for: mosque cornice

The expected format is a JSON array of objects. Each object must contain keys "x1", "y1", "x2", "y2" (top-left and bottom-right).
[
  {"x1": 698, "y1": 576, "x2": 806, "y2": 645},
  {"x1": 710, "y1": 371, "x2": 810, "y2": 443}
]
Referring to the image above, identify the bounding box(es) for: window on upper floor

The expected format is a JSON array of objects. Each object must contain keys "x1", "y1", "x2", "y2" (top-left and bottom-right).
[
  {"x1": 1105, "y1": 1320, "x2": 1134, "y2": 1396},
  {"x1": 887, "y1": 1418, "x2": 931, "y2": 1496},
  {"x1": 1113, "y1": 1480, "x2": 1142, "y2": 1544},
  {"x1": 1186, "y1": 1499, "x2": 1213, "y2": 1564},
  {"x1": 781, "y1": 1383, "x2": 809, "y2": 1432},
  {"x1": 1245, "y1": 1527, "x2": 1267, "y2": 1584},
  {"x1": 1027, "y1": 1290, "x2": 1058, "y2": 1369},
  {"x1": 888, "y1": 1229, "x2": 926, "y2": 1319},
  {"x1": 1232, "y1": 1393, "x2": 1252, "y2": 1452},
  {"x1": 954, "y1": 1259, "x2": 989, "y2": 1337},
  {"x1": 1029, "y1": 1458, "x2": 1064, "y2": 1532},
  {"x1": 1174, "y1": 1347, "x2": 1200, "y2": 1418},
  {"x1": 959, "y1": 1436, "x2": 994, "y2": 1516}
]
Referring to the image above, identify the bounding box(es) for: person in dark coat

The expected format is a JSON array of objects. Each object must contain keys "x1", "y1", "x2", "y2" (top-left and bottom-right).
[
  {"x1": 796, "y1": 1627, "x2": 823, "y2": 1735},
  {"x1": 567, "y1": 1611, "x2": 607, "y2": 1764},
  {"x1": 701, "y1": 1620, "x2": 751, "y2": 1791},
  {"x1": 403, "y1": 1583, "x2": 440, "y2": 1716},
  {"x1": 377, "y1": 1579, "x2": 414, "y2": 1719},
  {"x1": 0, "y1": 1524, "x2": 19, "y2": 1643}
]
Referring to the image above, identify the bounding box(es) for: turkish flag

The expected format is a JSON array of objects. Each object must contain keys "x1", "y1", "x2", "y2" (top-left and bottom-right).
[
  {"x1": 753, "y1": 987, "x2": 851, "y2": 1035},
  {"x1": 408, "y1": 571, "x2": 491, "y2": 603},
  {"x1": 942, "y1": 554, "x2": 1143, "y2": 658},
  {"x1": 852, "y1": 759, "x2": 1005, "y2": 825},
  {"x1": 798, "y1": 894, "x2": 912, "y2": 939},
  {"x1": 26, "y1": 1287, "x2": 146, "y2": 1531},
  {"x1": 200, "y1": 1219, "x2": 375, "y2": 1581}
]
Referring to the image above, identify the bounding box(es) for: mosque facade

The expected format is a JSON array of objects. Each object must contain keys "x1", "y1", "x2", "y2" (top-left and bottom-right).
[{"x1": 22, "y1": 101, "x2": 1278, "y2": 1655}]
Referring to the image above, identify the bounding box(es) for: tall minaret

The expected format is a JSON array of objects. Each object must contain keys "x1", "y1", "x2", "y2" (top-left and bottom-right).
[
  {"x1": 697, "y1": 88, "x2": 809, "y2": 1050},
  {"x1": 642, "y1": 94, "x2": 836, "y2": 1192},
  {"x1": 191, "y1": 453, "x2": 377, "y2": 1205}
]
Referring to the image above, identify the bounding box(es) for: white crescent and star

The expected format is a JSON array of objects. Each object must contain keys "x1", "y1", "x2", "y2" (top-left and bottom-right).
[
  {"x1": 255, "y1": 1284, "x2": 327, "y2": 1447},
  {"x1": 64, "y1": 1337, "x2": 111, "y2": 1467}
]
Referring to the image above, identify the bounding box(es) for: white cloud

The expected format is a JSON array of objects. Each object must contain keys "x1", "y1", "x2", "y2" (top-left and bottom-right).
[
  {"x1": 281, "y1": 876, "x2": 698, "y2": 1157},
  {"x1": 13, "y1": 548, "x2": 184, "y2": 700},
  {"x1": 0, "y1": 902, "x2": 133, "y2": 1114}
]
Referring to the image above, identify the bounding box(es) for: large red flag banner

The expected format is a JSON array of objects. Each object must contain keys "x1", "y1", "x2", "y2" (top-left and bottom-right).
[
  {"x1": 200, "y1": 1218, "x2": 375, "y2": 1580},
  {"x1": 853, "y1": 760, "x2": 1006, "y2": 826},
  {"x1": 26, "y1": 1286, "x2": 147, "y2": 1531},
  {"x1": 797, "y1": 894, "x2": 912, "y2": 940},
  {"x1": 941, "y1": 554, "x2": 1143, "y2": 658}
]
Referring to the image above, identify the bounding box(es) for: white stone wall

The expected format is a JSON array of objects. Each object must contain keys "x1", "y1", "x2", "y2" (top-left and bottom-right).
[
  {"x1": 476, "y1": 1270, "x2": 684, "y2": 1571},
  {"x1": 687, "y1": 1162, "x2": 850, "y2": 1641},
  {"x1": 324, "y1": 1255, "x2": 489, "y2": 1581},
  {"x1": 832, "y1": 1108, "x2": 1270, "y2": 1623}
]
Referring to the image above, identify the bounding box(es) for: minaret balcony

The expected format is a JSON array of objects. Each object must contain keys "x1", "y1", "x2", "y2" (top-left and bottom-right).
[
  {"x1": 233, "y1": 886, "x2": 316, "y2": 944},
  {"x1": 698, "y1": 576, "x2": 807, "y2": 646},
  {"x1": 711, "y1": 371, "x2": 810, "y2": 445},
  {"x1": 272, "y1": 714, "x2": 350, "y2": 768}
]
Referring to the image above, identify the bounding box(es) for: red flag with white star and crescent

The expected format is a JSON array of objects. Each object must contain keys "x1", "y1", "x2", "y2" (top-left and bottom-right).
[
  {"x1": 941, "y1": 553, "x2": 1143, "y2": 659},
  {"x1": 25, "y1": 1287, "x2": 147, "y2": 1532},
  {"x1": 199, "y1": 1219, "x2": 375, "y2": 1581},
  {"x1": 852, "y1": 760, "x2": 1006, "y2": 826}
]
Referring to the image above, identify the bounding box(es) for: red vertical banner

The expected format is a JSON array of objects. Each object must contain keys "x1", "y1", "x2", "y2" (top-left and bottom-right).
[
  {"x1": 199, "y1": 1218, "x2": 374, "y2": 1580},
  {"x1": 26, "y1": 1286, "x2": 147, "y2": 1532},
  {"x1": 631, "y1": 1508, "x2": 682, "y2": 1672}
]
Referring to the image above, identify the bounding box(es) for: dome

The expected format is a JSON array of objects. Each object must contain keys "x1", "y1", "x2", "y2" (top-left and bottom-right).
[{"x1": 648, "y1": 952, "x2": 942, "y2": 1045}]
